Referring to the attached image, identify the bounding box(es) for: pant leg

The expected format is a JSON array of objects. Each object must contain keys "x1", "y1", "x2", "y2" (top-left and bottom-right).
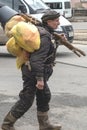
[
  {"x1": 36, "y1": 66, "x2": 53, "y2": 112},
  {"x1": 10, "y1": 64, "x2": 37, "y2": 119},
  {"x1": 36, "y1": 82, "x2": 51, "y2": 112}
]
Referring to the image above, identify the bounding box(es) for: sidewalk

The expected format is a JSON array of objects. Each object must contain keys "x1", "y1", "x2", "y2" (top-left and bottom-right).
[
  {"x1": 69, "y1": 16, "x2": 87, "y2": 22},
  {"x1": 73, "y1": 29, "x2": 87, "y2": 45},
  {"x1": 68, "y1": 16, "x2": 87, "y2": 44}
]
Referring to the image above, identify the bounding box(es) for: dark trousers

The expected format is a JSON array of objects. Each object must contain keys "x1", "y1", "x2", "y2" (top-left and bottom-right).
[{"x1": 10, "y1": 64, "x2": 52, "y2": 119}]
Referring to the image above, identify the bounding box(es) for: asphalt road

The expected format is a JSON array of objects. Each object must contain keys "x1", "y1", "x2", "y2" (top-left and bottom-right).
[{"x1": 0, "y1": 44, "x2": 87, "y2": 130}]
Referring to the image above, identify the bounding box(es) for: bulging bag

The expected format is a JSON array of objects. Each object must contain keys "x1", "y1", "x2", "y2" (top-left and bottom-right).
[
  {"x1": 5, "y1": 15, "x2": 26, "y2": 38},
  {"x1": 6, "y1": 37, "x2": 22, "y2": 56},
  {"x1": 10, "y1": 21, "x2": 40, "y2": 52},
  {"x1": 6, "y1": 21, "x2": 40, "y2": 68}
]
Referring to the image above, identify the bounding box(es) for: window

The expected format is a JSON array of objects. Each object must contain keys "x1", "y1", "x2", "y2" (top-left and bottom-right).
[
  {"x1": 0, "y1": 0, "x2": 13, "y2": 8},
  {"x1": 64, "y1": 2, "x2": 71, "y2": 9},
  {"x1": 13, "y1": 0, "x2": 23, "y2": 12},
  {"x1": 0, "y1": 0, "x2": 24, "y2": 12},
  {"x1": 46, "y1": 2, "x2": 62, "y2": 9},
  {"x1": 25, "y1": 0, "x2": 49, "y2": 10}
]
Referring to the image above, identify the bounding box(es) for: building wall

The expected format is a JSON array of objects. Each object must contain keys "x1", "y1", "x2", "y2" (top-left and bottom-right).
[
  {"x1": 71, "y1": 0, "x2": 87, "y2": 8},
  {"x1": 71, "y1": 0, "x2": 80, "y2": 8}
]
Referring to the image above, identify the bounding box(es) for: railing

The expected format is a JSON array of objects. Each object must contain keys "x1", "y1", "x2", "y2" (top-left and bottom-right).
[{"x1": 72, "y1": 8, "x2": 87, "y2": 16}]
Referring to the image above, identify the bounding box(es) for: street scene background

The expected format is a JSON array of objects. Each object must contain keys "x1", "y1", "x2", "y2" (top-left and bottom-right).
[
  {"x1": 0, "y1": 21, "x2": 87, "y2": 130},
  {"x1": 0, "y1": 44, "x2": 87, "y2": 130}
]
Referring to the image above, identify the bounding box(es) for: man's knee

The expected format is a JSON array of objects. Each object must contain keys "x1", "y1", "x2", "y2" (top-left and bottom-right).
[
  {"x1": 19, "y1": 87, "x2": 35, "y2": 105},
  {"x1": 11, "y1": 96, "x2": 34, "y2": 118},
  {"x1": 10, "y1": 88, "x2": 35, "y2": 118}
]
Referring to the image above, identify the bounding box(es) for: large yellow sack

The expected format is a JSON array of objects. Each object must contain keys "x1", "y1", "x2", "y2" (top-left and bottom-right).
[
  {"x1": 6, "y1": 37, "x2": 29, "y2": 69},
  {"x1": 16, "y1": 50, "x2": 29, "y2": 69},
  {"x1": 6, "y1": 21, "x2": 40, "y2": 69},
  {"x1": 10, "y1": 21, "x2": 40, "y2": 52},
  {"x1": 6, "y1": 37, "x2": 22, "y2": 56},
  {"x1": 5, "y1": 15, "x2": 26, "y2": 38}
]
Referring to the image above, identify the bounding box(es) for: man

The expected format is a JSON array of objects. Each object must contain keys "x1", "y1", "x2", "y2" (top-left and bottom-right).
[{"x1": 0, "y1": 4, "x2": 62, "y2": 130}]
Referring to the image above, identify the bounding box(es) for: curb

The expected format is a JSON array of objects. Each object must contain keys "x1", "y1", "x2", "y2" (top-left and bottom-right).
[
  {"x1": 73, "y1": 40, "x2": 87, "y2": 45},
  {"x1": 74, "y1": 30, "x2": 87, "y2": 45},
  {"x1": 74, "y1": 30, "x2": 87, "y2": 33},
  {"x1": 69, "y1": 16, "x2": 87, "y2": 22}
]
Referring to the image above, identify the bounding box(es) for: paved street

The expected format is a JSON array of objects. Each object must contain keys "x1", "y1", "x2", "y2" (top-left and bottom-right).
[
  {"x1": 0, "y1": 18, "x2": 87, "y2": 130},
  {"x1": 0, "y1": 0, "x2": 87, "y2": 129},
  {"x1": 0, "y1": 44, "x2": 87, "y2": 130}
]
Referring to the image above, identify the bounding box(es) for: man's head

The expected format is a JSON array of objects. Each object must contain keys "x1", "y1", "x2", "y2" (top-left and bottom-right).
[{"x1": 41, "y1": 10, "x2": 60, "y2": 29}]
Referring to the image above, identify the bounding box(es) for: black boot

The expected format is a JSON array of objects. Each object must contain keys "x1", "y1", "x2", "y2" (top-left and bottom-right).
[
  {"x1": 37, "y1": 111, "x2": 61, "y2": 130},
  {"x1": 1, "y1": 112, "x2": 17, "y2": 130}
]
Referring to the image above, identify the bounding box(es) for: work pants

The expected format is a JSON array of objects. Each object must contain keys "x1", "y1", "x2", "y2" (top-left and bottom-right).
[{"x1": 10, "y1": 64, "x2": 52, "y2": 119}]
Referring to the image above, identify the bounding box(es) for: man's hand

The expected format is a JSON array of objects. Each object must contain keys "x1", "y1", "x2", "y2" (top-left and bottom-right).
[
  {"x1": 36, "y1": 80, "x2": 44, "y2": 90},
  {"x1": 60, "y1": 33, "x2": 67, "y2": 41}
]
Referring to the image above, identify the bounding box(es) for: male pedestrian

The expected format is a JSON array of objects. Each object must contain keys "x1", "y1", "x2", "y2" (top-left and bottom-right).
[{"x1": 0, "y1": 4, "x2": 63, "y2": 130}]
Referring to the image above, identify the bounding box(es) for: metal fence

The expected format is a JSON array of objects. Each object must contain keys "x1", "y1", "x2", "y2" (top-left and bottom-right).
[{"x1": 72, "y1": 8, "x2": 87, "y2": 16}]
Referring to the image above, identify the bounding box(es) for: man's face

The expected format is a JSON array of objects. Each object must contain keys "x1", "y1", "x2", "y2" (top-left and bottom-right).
[{"x1": 47, "y1": 18, "x2": 60, "y2": 29}]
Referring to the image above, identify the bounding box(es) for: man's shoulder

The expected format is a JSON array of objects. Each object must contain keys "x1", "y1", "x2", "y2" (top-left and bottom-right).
[{"x1": 37, "y1": 26, "x2": 51, "y2": 37}]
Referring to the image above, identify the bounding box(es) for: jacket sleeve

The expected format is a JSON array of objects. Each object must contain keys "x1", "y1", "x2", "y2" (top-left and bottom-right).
[{"x1": 29, "y1": 34, "x2": 51, "y2": 80}]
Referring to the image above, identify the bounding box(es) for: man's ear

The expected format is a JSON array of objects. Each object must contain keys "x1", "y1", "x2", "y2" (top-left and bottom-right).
[{"x1": 47, "y1": 19, "x2": 52, "y2": 24}]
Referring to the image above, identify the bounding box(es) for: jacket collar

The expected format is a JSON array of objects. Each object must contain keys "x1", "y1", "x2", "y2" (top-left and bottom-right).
[{"x1": 43, "y1": 24, "x2": 54, "y2": 33}]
